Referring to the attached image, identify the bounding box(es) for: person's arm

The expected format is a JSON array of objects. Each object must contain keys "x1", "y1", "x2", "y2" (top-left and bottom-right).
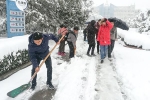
[
  {"x1": 46, "y1": 34, "x2": 59, "y2": 43},
  {"x1": 106, "y1": 19, "x2": 113, "y2": 30}
]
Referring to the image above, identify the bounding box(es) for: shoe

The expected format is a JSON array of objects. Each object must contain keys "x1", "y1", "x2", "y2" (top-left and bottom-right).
[
  {"x1": 61, "y1": 52, "x2": 65, "y2": 56},
  {"x1": 101, "y1": 60, "x2": 104, "y2": 63},
  {"x1": 30, "y1": 85, "x2": 35, "y2": 90},
  {"x1": 48, "y1": 83, "x2": 55, "y2": 90},
  {"x1": 58, "y1": 52, "x2": 61, "y2": 55},
  {"x1": 97, "y1": 52, "x2": 99, "y2": 54},
  {"x1": 91, "y1": 54, "x2": 96, "y2": 56},
  {"x1": 87, "y1": 53, "x2": 91, "y2": 57},
  {"x1": 108, "y1": 57, "x2": 113, "y2": 61}
]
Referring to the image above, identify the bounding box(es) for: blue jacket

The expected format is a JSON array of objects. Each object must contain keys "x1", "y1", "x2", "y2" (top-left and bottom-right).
[{"x1": 28, "y1": 34, "x2": 58, "y2": 68}]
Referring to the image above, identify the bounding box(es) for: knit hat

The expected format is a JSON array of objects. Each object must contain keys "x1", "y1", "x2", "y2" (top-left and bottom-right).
[{"x1": 32, "y1": 32, "x2": 43, "y2": 40}]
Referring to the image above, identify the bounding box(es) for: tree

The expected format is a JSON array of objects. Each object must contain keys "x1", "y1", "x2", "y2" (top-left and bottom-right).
[{"x1": 25, "y1": 0, "x2": 92, "y2": 33}]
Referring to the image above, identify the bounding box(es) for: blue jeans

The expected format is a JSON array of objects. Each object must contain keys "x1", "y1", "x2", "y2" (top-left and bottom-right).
[{"x1": 100, "y1": 45, "x2": 108, "y2": 59}]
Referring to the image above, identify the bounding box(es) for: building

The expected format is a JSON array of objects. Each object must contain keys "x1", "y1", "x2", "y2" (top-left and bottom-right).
[
  {"x1": 94, "y1": 3, "x2": 139, "y2": 21},
  {"x1": 114, "y1": 5, "x2": 137, "y2": 21}
]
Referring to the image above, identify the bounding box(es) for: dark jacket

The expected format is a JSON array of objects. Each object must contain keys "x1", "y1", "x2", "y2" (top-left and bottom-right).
[
  {"x1": 110, "y1": 26, "x2": 117, "y2": 40},
  {"x1": 87, "y1": 20, "x2": 97, "y2": 44},
  {"x1": 28, "y1": 34, "x2": 58, "y2": 68}
]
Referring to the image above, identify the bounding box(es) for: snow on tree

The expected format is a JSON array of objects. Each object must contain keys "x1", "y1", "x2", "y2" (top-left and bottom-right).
[
  {"x1": 127, "y1": 10, "x2": 150, "y2": 34},
  {"x1": 25, "y1": 0, "x2": 92, "y2": 33}
]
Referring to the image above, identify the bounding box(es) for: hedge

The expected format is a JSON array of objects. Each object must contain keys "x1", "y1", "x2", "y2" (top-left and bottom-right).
[{"x1": 0, "y1": 49, "x2": 30, "y2": 76}]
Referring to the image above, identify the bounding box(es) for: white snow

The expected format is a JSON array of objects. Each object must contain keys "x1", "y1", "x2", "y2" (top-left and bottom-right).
[
  {"x1": 0, "y1": 35, "x2": 29, "y2": 59},
  {"x1": 114, "y1": 42, "x2": 150, "y2": 100},
  {"x1": 118, "y1": 28, "x2": 150, "y2": 50},
  {"x1": 0, "y1": 29, "x2": 150, "y2": 100}
]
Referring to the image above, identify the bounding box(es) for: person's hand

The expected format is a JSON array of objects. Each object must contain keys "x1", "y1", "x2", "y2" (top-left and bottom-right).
[
  {"x1": 57, "y1": 41, "x2": 60, "y2": 45},
  {"x1": 101, "y1": 18, "x2": 107, "y2": 22},
  {"x1": 74, "y1": 46, "x2": 76, "y2": 55},
  {"x1": 35, "y1": 67, "x2": 40, "y2": 72}
]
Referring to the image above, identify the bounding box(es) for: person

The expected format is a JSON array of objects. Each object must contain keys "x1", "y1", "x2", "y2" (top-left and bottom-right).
[
  {"x1": 83, "y1": 23, "x2": 90, "y2": 41},
  {"x1": 66, "y1": 26, "x2": 79, "y2": 58},
  {"x1": 108, "y1": 21, "x2": 117, "y2": 59},
  {"x1": 28, "y1": 32, "x2": 59, "y2": 90},
  {"x1": 95, "y1": 19, "x2": 101, "y2": 54},
  {"x1": 97, "y1": 18, "x2": 113, "y2": 63},
  {"x1": 87, "y1": 20, "x2": 97, "y2": 56},
  {"x1": 57, "y1": 24, "x2": 68, "y2": 56}
]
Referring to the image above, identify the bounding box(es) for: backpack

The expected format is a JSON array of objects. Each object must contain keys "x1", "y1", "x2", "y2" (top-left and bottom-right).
[{"x1": 64, "y1": 30, "x2": 76, "y2": 41}]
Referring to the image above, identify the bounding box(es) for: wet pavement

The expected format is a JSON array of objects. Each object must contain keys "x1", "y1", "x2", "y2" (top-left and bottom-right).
[{"x1": 29, "y1": 89, "x2": 56, "y2": 100}]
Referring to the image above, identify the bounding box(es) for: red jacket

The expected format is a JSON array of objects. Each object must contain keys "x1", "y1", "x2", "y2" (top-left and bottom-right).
[{"x1": 97, "y1": 20, "x2": 113, "y2": 45}]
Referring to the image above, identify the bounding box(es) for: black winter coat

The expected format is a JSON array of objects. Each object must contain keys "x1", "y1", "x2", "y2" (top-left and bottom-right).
[{"x1": 87, "y1": 25, "x2": 97, "y2": 45}]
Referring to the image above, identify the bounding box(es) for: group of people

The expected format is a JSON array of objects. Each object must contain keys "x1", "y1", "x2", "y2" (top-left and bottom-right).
[
  {"x1": 84, "y1": 18, "x2": 117, "y2": 63},
  {"x1": 28, "y1": 25, "x2": 79, "y2": 90},
  {"x1": 27, "y1": 17, "x2": 117, "y2": 90}
]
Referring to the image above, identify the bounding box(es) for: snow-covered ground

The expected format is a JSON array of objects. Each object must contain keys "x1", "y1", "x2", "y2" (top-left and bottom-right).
[
  {"x1": 0, "y1": 29, "x2": 150, "y2": 100},
  {"x1": 114, "y1": 41, "x2": 150, "y2": 100}
]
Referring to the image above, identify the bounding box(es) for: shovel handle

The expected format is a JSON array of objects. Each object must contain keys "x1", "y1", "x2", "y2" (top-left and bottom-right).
[{"x1": 29, "y1": 35, "x2": 65, "y2": 82}]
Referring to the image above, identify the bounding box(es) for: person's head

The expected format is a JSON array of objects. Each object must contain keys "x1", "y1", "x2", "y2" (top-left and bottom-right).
[
  {"x1": 98, "y1": 19, "x2": 101, "y2": 25},
  {"x1": 73, "y1": 26, "x2": 79, "y2": 34},
  {"x1": 90, "y1": 20, "x2": 96, "y2": 26},
  {"x1": 60, "y1": 24, "x2": 64, "y2": 28},
  {"x1": 101, "y1": 18, "x2": 107, "y2": 26},
  {"x1": 32, "y1": 32, "x2": 43, "y2": 45}
]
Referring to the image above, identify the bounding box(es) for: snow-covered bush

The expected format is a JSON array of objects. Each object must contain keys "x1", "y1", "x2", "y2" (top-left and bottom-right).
[
  {"x1": 118, "y1": 28, "x2": 150, "y2": 50},
  {"x1": 0, "y1": 35, "x2": 30, "y2": 76},
  {"x1": 0, "y1": 49, "x2": 30, "y2": 76},
  {"x1": 127, "y1": 10, "x2": 150, "y2": 33}
]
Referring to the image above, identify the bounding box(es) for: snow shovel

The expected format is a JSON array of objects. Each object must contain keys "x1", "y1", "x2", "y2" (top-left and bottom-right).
[{"x1": 7, "y1": 35, "x2": 65, "y2": 98}]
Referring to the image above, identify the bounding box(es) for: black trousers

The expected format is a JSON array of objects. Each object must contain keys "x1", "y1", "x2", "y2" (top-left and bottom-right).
[
  {"x1": 108, "y1": 40, "x2": 115, "y2": 58},
  {"x1": 83, "y1": 33, "x2": 87, "y2": 41},
  {"x1": 58, "y1": 39, "x2": 65, "y2": 52},
  {"x1": 87, "y1": 43, "x2": 95, "y2": 55},
  {"x1": 67, "y1": 41, "x2": 75, "y2": 58},
  {"x1": 97, "y1": 41, "x2": 99, "y2": 53},
  {"x1": 31, "y1": 56, "x2": 52, "y2": 87}
]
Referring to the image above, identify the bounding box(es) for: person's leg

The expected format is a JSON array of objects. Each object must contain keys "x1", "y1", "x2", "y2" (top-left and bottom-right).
[
  {"x1": 61, "y1": 40, "x2": 66, "y2": 55},
  {"x1": 58, "y1": 41, "x2": 62, "y2": 55},
  {"x1": 104, "y1": 45, "x2": 108, "y2": 58},
  {"x1": 108, "y1": 44, "x2": 111, "y2": 58},
  {"x1": 100, "y1": 45, "x2": 105, "y2": 59},
  {"x1": 87, "y1": 44, "x2": 92, "y2": 56},
  {"x1": 97, "y1": 41, "x2": 99, "y2": 54},
  {"x1": 67, "y1": 41, "x2": 74, "y2": 58},
  {"x1": 111, "y1": 40, "x2": 115, "y2": 53},
  {"x1": 84, "y1": 33, "x2": 86, "y2": 41},
  {"x1": 45, "y1": 56, "x2": 52, "y2": 85},
  {"x1": 91, "y1": 43, "x2": 96, "y2": 55},
  {"x1": 31, "y1": 57, "x2": 41, "y2": 89}
]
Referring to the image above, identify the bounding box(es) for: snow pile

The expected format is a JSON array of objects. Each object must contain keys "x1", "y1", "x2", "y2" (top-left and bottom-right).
[
  {"x1": 0, "y1": 35, "x2": 29, "y2": 59},
  {"x1": 118, "y1": 28, "x2": 150, "y2": 50}
]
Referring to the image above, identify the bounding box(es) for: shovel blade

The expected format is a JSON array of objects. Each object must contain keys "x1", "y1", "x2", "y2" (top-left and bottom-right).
[{"x1": 7, "y1": 83, "x2": 30, "y2": 98}]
